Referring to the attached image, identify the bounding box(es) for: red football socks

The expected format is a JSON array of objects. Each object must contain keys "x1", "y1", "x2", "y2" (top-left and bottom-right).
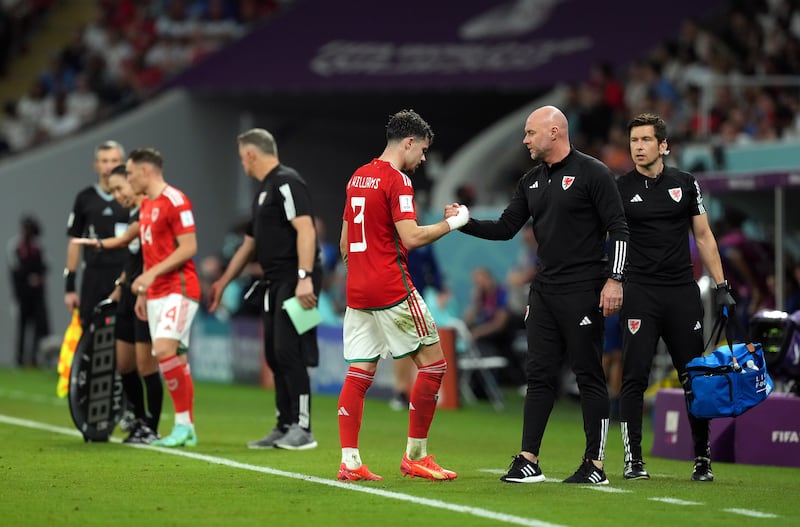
[
  {"x1": 159, "y1": 356, "x2": 194, "y2": 420},
  {"x1": 338, "y1": 367, "x2": 374, "y2": 448},
  {"x1": 409, "y1": 359, "x2": 446, "y2": 438}
]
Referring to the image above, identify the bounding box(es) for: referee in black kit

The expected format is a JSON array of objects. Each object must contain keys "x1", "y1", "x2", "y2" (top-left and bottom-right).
[
  {"x1": 64, "y1": 141, "x2": 129, "y2": 327},
  {"x1": 616, "y1": 113, "x2": 734, "y2": 482},
  {"x1": 449, "y1": 105, "x2": 628, "y2": 484},
  {"x1": 209, "y1": 128, "x2": 321, "y2": 451}
]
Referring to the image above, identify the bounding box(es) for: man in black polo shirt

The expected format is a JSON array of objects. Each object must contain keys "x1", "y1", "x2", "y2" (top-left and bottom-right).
[
  {"x1": 64, "y1": 140, "x2": 129, "y2": 327},
  {"x1": 616, "y1": 113, "x2": 735, "y2": 482},
  {"x1": 451, "y1": 105, "x2": 629, "y2": 484},
  {"x1": 209, "y1": 128, "x2": 321, "y2": 451}
]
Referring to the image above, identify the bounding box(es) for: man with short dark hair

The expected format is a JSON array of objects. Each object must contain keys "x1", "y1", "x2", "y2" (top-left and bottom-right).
[
  {"x1": 616, "y1": 113, "x2": 735, "y2": 482},
  {"x1": 336, "y1": 109, "x2": 469, "y2": 482}
]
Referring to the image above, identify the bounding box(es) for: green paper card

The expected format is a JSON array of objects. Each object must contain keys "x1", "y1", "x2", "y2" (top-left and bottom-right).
[{"x1": 282, "y1": 296, "x2": 322, "y2": 334}]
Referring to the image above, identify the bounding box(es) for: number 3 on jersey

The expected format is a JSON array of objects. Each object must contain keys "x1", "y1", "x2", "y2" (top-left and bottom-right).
[
  {"x1": 140, "y1": 224, "x2": 153, "y2": 245},
  {"x1": 349, "y1": 196, "x2": 367, "y2": 253}
]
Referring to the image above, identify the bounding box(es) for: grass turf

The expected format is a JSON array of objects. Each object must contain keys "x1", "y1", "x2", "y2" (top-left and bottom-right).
[{"x1": 0, "y1": 367, "x2": 798, "y2": 527}]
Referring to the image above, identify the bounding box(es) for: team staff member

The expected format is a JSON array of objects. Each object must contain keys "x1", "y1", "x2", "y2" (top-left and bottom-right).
[
  {"x1": 127, "y1": 148, "x2": 201, "y2": 448},
  {"x1": 337, "y1": 109, "x2": 468, "y2": 482},
  {"x1": 74, "y1": 164, "x2": 163, "y2": 443},
  {"x1": 64, "y1": 141, "x2": 129, "y2": 327},
  {"x1": 449, "y1": 105, "x2": 628, "y2": 485},
  {"x1": 616, "y1": 113, "x2": 735, "y2": 482},
  {"x1": 208, "y1": 128, "x2": 321, "y2": 451}
]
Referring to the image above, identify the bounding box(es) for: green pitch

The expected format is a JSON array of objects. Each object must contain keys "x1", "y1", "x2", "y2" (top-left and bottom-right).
[{"x1": 0, "y1": 368, "x2": 797, "y2": 527}]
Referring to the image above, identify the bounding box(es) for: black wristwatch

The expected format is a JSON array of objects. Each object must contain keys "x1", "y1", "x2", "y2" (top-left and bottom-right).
[
  {"x1": 297, "y1": 269, "x2": 311, "y2": 280},
  {"x1": 610, "y1": 272, "x2": 624, "y2": 282}
]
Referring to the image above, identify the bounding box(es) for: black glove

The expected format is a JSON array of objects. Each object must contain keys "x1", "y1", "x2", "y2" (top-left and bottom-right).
[{"x1": 714, "y1": 280, "x2": 736, "y2": 319}]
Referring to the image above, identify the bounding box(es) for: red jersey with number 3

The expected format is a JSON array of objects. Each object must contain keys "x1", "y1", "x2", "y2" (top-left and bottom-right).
[
  {"x1": 139, "y1": 185, "x2": 200, "y2": 300},
  {"x1": 343, "y1": 159, "x2": 418, "y2": 309}
]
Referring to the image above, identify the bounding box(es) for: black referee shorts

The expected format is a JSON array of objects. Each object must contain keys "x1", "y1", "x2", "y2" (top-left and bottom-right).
[{"x1": 115, "y1": 287, "x2": 151, "y2": 344}]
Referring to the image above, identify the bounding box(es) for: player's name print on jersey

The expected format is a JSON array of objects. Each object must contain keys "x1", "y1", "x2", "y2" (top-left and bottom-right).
[{"x1": 349, "y1": 175, "x2": 381, "y2": 189}]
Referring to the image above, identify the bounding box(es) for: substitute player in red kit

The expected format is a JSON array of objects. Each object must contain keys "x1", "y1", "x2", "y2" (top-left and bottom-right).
[
  {"x1": 336, "y1": 109, "x2": 470, "y2": 482},
  {"x1": 127, "y1": 148, "x2": 201, "y2": 448}
]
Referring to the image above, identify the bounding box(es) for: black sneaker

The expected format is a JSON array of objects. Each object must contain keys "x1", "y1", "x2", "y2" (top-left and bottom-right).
[
  {"x1": 123, "y1": 420, "x2": 159, "y2": 444},
  {"x1": 563, "y1": 458, "x2": 609, "y2": 484},
  {"x1": 119, "y1": 410, "x2": 137, "y2": 433},
  {"x1": 623, "y1": 459, "x2": 650, "y2": 480},
  {"x1": 500, "y1": 455, "x2": 545, "y2": 483},
  {"x1": 691, "y1": 457, "x2": 714, "y2": 482}
]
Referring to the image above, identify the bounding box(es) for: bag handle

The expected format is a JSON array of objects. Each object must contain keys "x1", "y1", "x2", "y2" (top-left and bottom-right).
[{"x1": 704, "y1": 307, "x2": 758, "y2": 372}]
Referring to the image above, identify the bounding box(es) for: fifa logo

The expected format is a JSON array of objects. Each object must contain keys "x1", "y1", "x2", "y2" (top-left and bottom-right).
[{"x1": 771, "y1": 430, "x2": 799, "y2": 443}]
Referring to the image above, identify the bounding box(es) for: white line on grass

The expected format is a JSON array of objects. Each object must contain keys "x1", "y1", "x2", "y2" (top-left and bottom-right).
[
  {"x1": 584, "y1": 486, "x2": 631, "y2": 493},
  {"x1": 649, "y1": 497, "x2": 702, "y2": 506},
  {"x1": 723, "y1": 508, "x2": 779, "y2": 519},
  {"x1": 0, "y1": 414, "x2": 569, "y2": 527}
]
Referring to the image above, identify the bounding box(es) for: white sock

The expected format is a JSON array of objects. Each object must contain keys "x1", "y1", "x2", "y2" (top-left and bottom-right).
[
  {"x1": 342, "y1": 448, "x2": 362, "y2": 469},
  {"x1": 175, "y1": 411, "x2": 192, "y2": 426},
  {"x1": 406, "y1": 437, "x2": 427, "y2": 460}
]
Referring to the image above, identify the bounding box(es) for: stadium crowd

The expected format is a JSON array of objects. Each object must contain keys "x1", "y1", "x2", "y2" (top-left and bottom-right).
[
  {"x1": 0, "y1": 0, "x2": 287, "y2": 156},
  {"x1": 562, "y1": 0, "x2": 800, "y2": 174}
]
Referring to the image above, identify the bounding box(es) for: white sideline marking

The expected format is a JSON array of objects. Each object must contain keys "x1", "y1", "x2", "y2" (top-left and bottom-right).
[
  {"x1": 0, "y1": 414, "x2": 569, "y2": 527},
  {"x1": 723, "y1": 508, "x2": 779, "y2": 519},
  {"x1": 649, "y1": 497, "x2": 702, "y2": 506},
  {"x1": 586, "y1": 486, "x2": 631, "y2": 493}
]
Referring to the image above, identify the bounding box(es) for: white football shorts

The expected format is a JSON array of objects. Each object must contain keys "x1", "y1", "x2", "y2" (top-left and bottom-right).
[
  {"x1": 343, "y1": 289, "x2": 440, "y2": 362},
  {"x1": 146, "y1": 293, "x2": 199, "y2": 351}
]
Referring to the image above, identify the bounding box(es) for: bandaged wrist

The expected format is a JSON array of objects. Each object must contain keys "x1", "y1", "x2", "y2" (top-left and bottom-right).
[{"x1": 445, "y1": 206, "x2": 469, "y2": 231}]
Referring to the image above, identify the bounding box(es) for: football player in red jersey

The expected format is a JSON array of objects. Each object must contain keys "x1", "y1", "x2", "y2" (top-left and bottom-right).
[
  {"x1": 336, "y1": 110, "x2": 469, "y2": 482},
  {"x1": 127, "y1": 148, "x2": 201, "y2": 448}
]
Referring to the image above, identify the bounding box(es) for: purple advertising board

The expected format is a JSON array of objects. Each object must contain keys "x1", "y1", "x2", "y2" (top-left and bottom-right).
[{"x1": 171, "y1": 0, "x2": 726, "y2": 93}]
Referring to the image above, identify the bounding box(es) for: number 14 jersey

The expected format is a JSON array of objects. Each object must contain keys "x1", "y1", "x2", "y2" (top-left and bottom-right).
[{"x1": 139, "y1": 185, "x2": 200, "y2": 301}]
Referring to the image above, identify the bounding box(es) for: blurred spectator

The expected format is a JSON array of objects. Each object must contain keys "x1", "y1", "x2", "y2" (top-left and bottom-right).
[
  {"x1": 39, "y1": 91, "x2": 81, "y2": 139},
  {"x1": 7, "y1": 214, "x2": 50, "y2": 367},
  {"x1": 505, "y1": 221, "x2": 537, "y2": 332},
  {"x1": 198, "y1": 254, "x2": 242, "y2": 320},
  {"x1": 0, "y1": 99, "x2": 34, "y2": 155},
  {"x1": 314, "y1": 216, "x2": 338, "y2": 274},
  {"x1": 716, "y1": 207, "x2": 774, "y2": 331},
  {"x1": 155, "y1": 0, "x2": 197, "y2": 39},
  {"x1": 66, "y1": 74, "x2": 100, "y2": 124},
  {"x1": 59, "y1": 27, "x2": 89, "y2": 74},
  {"x1": 462, "y1": 266, "x2": 524, "y2": 388},
  {"x1": 601, "y1": 127, "x2": 635, "y2": 175},
  {"x1": 16, "y1": 79, "x2": 48, "y2": 133},
  {"x1": 101, "y1": 28, "x2": 134, "y2": 82},
  {"x1": 38, "y1": 54, "x2": 76, "y2": 96}
]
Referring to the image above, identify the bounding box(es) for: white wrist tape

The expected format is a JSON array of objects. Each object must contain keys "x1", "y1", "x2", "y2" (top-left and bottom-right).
[{"x1": 445, "y1": 205, "x2": 469, "y2": 231}]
